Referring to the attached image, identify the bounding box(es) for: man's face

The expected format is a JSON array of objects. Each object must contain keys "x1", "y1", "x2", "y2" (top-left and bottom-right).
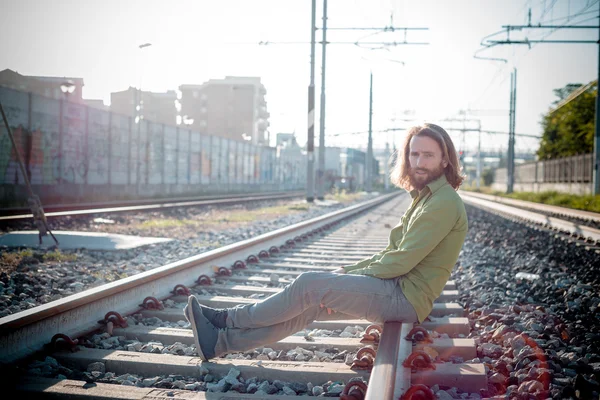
[{"x1": 408, "y1": 135, "x2": 448, "y2": 190}]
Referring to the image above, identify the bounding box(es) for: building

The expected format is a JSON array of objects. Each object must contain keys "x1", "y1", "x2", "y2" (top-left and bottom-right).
[
  {"x1": 110, "y1": 87, "x2": 177, "y2": 126},
  {"x1": 276, "y1": 133, "x2": 298, "y2": 147},
  {"x1": 276, "y1": 133, "x2": 305, "y2": 186},
  {"x1": 179, "y1": 76, "x2": 269, "y2": 145},
  {"x1": 0, "y1": 68, "x2": 84, "y2": 103},
  {"x1": 84, "y1": 99, "x2": 108, "y2": 110}
]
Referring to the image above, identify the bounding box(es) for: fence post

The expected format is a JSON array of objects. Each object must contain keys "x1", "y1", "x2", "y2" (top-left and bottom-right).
[
  {"x1": 187, "y1": 129, "x2": 191, "y2": 185},
  {"x1": 175, "y1": 125, "x2": 179, "y2": 186},
  {"x1": 84, "y1": 105, "x2": 90, "y2": 185},
  {"x1": 58, "y1": 99, "x2": 64, "y2": 183},
  {"x1": 26, "y1": 92, "x2": 33, "y2": 182},
  {"x1": 108, "y1": 112, "x2": 112, "y2": 187},
  {"x1": 144, "y1": 121, "x2": 150, "y2": 186},
  {"x1": 209, "y1": 135, "x2": 213, "y2": 186},
  {"x1": 128, "y1": 116, "x2": 132, "y2": 186},
  {"x1": 198, "y1": 132, "x2": 204, "y2": 187}
]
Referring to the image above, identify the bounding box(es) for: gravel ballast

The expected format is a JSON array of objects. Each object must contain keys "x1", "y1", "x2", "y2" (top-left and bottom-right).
[{"x1": 5, "y1": 195, "x2": 600, "y2": 398}]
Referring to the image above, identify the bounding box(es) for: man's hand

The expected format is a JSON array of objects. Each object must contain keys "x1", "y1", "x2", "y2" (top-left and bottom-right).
[
  {"x1": 320, "y1": 303, "x2": 336, "y2": 314},
  {"x1": 332, "y1": 267, "x2": 346, "y2": 274}
]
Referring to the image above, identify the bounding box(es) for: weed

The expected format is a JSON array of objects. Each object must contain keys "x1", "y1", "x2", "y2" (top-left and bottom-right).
[{"x1": 43, "y1": 250, "x2": 77, "y2": 263}]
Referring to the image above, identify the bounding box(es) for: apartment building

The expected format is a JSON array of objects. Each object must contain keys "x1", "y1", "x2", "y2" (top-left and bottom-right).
[{"x1": 179, "y1": 76, "x2": 269, "y2": 145}]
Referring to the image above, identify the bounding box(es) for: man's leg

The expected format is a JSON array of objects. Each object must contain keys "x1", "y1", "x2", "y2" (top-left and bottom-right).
[
  {"x1": 214, "y1": 305, "x2": 346, "y2": 356},
  {"x1": 225, "y1": 271, "x2": 417, "y2": 329}
]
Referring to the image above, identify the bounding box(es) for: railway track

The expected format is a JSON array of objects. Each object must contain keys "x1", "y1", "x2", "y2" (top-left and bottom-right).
[
  {"x1": 0, "y1": 191, "x2": 305, "y2": 221},
  {"x1": 460, "y1": 191, "x2": 600, "y2": 250},
  {"x1": 460, "y1": 190, "x2": 600, "y2": 229},
  {"x1": 3, "y1": 192, "x2": 487, "y2": 399}
]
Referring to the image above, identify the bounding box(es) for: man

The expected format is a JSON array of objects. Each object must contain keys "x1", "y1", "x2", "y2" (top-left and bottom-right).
[{"x1": 185, "y1": 123, "x2": 468, "y2": 361}]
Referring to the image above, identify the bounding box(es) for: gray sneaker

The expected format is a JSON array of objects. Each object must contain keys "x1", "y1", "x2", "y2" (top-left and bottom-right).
[
  {"x1": 186, "y1": 295, "x2": 219, "y2": 361},
  {"x1": 183, "y1": 299, "x2": 228, "y2": 329}
]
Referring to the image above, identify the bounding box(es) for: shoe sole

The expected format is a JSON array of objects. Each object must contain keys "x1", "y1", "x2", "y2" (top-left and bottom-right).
[{"x1": 187, "y1": 295, "x2": 207, "y2": 362}]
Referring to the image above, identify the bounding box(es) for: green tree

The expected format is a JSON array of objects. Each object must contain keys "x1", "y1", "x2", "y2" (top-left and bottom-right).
[{"x1": 537, "y1": 82, "x2": 596, "y2": 160}]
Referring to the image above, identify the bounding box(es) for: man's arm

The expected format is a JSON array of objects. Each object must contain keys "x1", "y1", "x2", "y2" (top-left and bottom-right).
[
  {"x1": 342, "y1": 230, "x2": 399, "y2": 272},
  {"x1": 347, "y1": 202, "x2": 458, "y2": 279}
]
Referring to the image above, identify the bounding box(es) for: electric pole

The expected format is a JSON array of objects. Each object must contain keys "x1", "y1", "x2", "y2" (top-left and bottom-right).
[
  {"x1": 507, "y1": 69, "x2": 517, "y2": 194},
  {"x1": 265, "y1": 10, "x2": 427, "y2": 199},
  {"x1": 594, "y1": 22, "x2": 600, "y2": 195},
  {"x1": 478, "y1": 17, "x2": 598, "y2": 194},
  {"x1": 366, "y1": 71, "x2": 373, "y2": 192},
  {"x1": 316, "y1": 0, "x2": 328, "y2": 200},
  {"x1": 306, "y1": 0, "x2": 316, "y2": 202}
]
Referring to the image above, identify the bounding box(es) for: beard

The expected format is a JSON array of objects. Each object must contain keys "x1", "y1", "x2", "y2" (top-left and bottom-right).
[{"x1": 408, "y1": 163, "x2": 445, "y2": 191}]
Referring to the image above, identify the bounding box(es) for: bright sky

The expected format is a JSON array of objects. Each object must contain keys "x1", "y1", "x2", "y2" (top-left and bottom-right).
[{"x1": 0, "y1": 0, "x2": 597, "y2": 154}]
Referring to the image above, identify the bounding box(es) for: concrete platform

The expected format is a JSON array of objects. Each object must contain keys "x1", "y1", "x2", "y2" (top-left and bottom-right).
[{"x1": 0, "y1": 230, "x2": 172, "y2": 250}]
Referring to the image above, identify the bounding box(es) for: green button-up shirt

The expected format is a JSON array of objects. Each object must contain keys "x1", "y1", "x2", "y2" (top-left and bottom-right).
[{"x1": 342, "y1": 175, "x2": 468, "y2": 323}]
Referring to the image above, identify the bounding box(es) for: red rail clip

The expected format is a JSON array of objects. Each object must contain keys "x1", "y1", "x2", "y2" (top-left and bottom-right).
[
  {"x1": 400, "y1": 384, "x2": 435, "y2": 400},
  {"x1": 351, "y1": 347, "x2": 377, "y2": 370},
  {"x1": 232, "y1": 260, "x2": 247, "y2": 270},
  {"x1": 360, "y1": 324, "x2": 383, "y2": 343},
  {"x1": 405, "y1": 326, "x2": 433, "y2": 343},
  {"x1": 258, "y1": 250, "x2": 270, "y2": 259},
  {"x1": 341, "y1": 381, "x2": 368, "y2": 400},
  {"x1": 402, "y1": 351, "x2": 436, "y2": 371},
  {"x1": 172, "y1": 284, "x2": 191, "y2": 296},
  {"x1": 246, "y1": 255, "x2": 259, "y2": 264},
  {"x1": 98, "y1": 311, "x2": 128, "y2": 328},
  {"x1": 269, "y1": 246, "x2": 280, "y2": 255},
  {"x1": 197, "y1": 275, "x2": 213, "y2": 285},
  {"x1": 48, "y1": 333, "x2": 79, "y2": 352},
  {"x1": 214, "y1": 267, "x2": 232, "y2": 276},
  {"x1": 139, "y1": 296, "x2": 164, "y2": 310}
]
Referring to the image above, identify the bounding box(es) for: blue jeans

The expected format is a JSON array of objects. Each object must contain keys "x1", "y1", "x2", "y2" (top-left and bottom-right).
[{"x1": 213, "y1": 271, "x2": 418, "y2": 356}]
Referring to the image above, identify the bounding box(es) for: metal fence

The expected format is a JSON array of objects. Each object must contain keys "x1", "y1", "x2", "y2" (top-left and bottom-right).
[
  {"x1": 0, "y1": 86, "x2": 304, "y2": 205},
  {"x1": 494, "y1": 153, "x2": 593, "y2": 184}
]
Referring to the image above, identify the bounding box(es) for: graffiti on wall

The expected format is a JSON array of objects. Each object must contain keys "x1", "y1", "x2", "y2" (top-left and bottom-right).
[
  {"x1": 87, "y1": 107, "x2": 110, "y2": 185},
  {"x1": 1, "y1": 86, "x2": 290, "y2": 204}
]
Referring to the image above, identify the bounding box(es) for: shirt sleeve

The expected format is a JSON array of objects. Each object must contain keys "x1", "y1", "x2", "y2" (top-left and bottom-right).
[
  {"x1": 347, "y1": 200, "x2": 458, "y2": 279},
  {"x1": 342, "y1": 223, "x2": 402, "y2": 272}
]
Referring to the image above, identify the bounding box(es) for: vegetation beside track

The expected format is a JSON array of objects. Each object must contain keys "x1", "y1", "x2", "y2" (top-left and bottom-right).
[{"x1": 462, "y1": 187, "x2": 600, "y2": 213}]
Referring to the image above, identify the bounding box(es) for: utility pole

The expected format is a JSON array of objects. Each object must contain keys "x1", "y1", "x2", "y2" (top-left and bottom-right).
[
  {"x1": 366, "y1": 71, "x2": 373, "y2": 192},
  {"x1": 478, "y1": 18, "x2": 598, "y2": 193},
  {"x1": 306, "y1": 0, "x2": 316, "y2": 202},
  {"x1": 316, "y1": 0, "x2": 328, "y2": 200},
  {"x1": 507, "y1": 69, "x2": 517, "y2": 194},
  {"x1": 594, "y1": 22, "x2": 600, "y2": 195},
  {"x1": 476, "y1": 121, "x2": 482, "y2": 189},
  {"x1": 267, "y1": 13, "x2": 426, "y2": 198},
  {"x1": 384, "y1": 142, "x2": 390, "y2": 190}
]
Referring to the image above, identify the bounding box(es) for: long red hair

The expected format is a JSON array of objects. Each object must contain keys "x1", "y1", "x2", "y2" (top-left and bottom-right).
[{"x1": 390, "y1": 123, "x2": 464, "y2": 190}]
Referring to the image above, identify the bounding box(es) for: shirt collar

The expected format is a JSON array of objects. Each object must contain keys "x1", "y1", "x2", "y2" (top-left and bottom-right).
[{"x1": 408, "y1": 174, "x2": 449, "y2": 199}]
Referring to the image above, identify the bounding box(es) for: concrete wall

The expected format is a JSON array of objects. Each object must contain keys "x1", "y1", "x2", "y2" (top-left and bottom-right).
[{"x1": 0, "y1": 86, "x2": 300, "y2": 207}]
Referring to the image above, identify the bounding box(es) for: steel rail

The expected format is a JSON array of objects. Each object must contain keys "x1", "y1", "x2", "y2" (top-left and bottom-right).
[
  {"x1": 0, "y1": 192, "x2": 400, "y2": 364},
  {"x1": 460, "y1": 192, "x2": 600, "y2": 243},
  {"x1": 460, "y1": 190, "x2": 600, "y2": 223},
  {"x1": 365, "y1": 322, "x2": 403, "y2": 400},
  {"x1": 0, "y1": 191, "x2": 305, "y2": 220}
]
